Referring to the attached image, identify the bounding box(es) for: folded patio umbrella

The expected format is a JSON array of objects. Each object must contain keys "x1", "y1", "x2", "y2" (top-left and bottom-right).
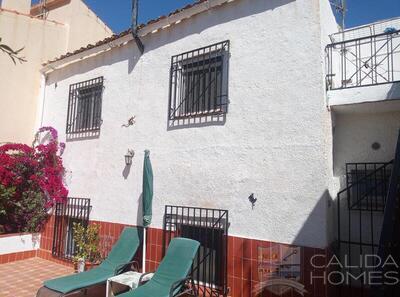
[
  {"x1": 142, "y1": 149, "x2": 153, "y2": 272},
  {"x1": 142, "y1": 150, "x2": 153, "y2": 228}
]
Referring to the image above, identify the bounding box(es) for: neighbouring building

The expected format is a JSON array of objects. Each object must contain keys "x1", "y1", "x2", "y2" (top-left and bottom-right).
[
  {"x1": 0, "y1": 0, "x2": 113, "y2": 144},
  {"x1": 6, "y1": 0, "x2": 400, "y2": 296}
]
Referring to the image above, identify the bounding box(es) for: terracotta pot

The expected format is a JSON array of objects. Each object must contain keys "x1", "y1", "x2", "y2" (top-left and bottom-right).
[{"x1": 85, "y1": 261, "x2": 100, "y2": 271}]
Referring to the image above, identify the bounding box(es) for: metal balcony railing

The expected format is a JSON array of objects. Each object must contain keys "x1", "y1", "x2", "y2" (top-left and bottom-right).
[{"x1": 326, "y1": 30, "x2": 400, "y2": 90}]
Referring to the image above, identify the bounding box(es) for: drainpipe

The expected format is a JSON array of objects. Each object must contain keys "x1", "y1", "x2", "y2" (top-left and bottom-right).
[{"x1": 132, "y1": 0, "x2": 144, "y2": 54}]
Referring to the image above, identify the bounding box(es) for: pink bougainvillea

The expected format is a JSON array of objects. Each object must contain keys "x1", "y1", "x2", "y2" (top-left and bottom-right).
[{"x1": 0, "y1": 127, "x2": 68, "y2": 233}]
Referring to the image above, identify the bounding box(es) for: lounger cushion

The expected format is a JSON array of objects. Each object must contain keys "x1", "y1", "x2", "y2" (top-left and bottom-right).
[
  {"x1": 43, "y1": 226, "x2": 141, "y2": 294},
  {"x1": 43, "y1": 267, "x2": 114, "y2": 293},
  {"x1": 119, "y1": 237, "x2": 200, "y2": 297},
  {"x1": 127, "y1": 281, "x2": 170, "y2": 297}
]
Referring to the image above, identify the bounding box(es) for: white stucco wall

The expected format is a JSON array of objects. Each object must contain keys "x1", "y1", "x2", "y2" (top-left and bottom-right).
[
  {"x1": 0, "y1": 233, "x2": 40, "y2": 255},
  {"x1": 40, "y1": 0, "x2": 337, "y2": 249},
  {"x1": 333, "y1": 110, "x2": 400, "y2": 177},
  {"x1": 330, "y1": 109, "x2": 400, "y2": 248},
  {"x1": 328, "y1": 82, "x2": 400, "y2": 106}
]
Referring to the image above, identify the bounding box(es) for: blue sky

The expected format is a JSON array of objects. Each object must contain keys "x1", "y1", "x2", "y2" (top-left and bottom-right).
[
  {"x1": 342, "y1": 0, "x2": 399, "y2": 28},
  {"x1": 33, "y1": 0, "x2": 399, "y2": 33}
]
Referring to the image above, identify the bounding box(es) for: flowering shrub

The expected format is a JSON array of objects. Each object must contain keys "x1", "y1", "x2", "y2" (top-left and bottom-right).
[{"x1": 0, "y1": 127, "x2": 68, "y2": 233}]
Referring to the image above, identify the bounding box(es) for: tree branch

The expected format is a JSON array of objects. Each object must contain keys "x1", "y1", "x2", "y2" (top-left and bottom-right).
[{"x1": 0, "y1": 38, "x2": 26, "y2": 64}]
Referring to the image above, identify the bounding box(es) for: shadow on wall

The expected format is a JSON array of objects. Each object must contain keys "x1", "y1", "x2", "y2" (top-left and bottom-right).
[
  {"x1": 122, "y1": 164, "x2": 131, "y2": 179},
  {"x1": 251, "y1": 190, "x2": 334, "y2": 297},
  {"x1": 46, "y1": 42, "x2": 141, "y2": 85},
  {"x1": 290, "y1": 189, "x2": 334, "y2": 248},
  {"x1": 331, "y1": 107, "x2": 400, "y2": 180},
  {"x1": 66, "y1": 130, "x2": 100, "y2": 142},
  {"x1": 167, "y1": 113, "x2": 227, "y2": 130},
  {"x1": 136, "y1": 193, "x2": 143, "y2": 227},
  {"x1": 386, "y1": 81, "x2": 400, "y2": 100},
  {"x1": 46, "y1": 0, "x2": 294, "y2": 84}
]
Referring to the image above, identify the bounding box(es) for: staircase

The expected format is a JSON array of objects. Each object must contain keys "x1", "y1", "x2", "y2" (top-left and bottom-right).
[{"x1": 334, "y1": 130, "x2": 400, "y2": 297}]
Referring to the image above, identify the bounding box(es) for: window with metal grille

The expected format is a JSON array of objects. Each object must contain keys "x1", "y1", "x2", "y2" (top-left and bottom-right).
[
  {"x1": 66, "y1": 77, "x2": 103, "y2": 134},
  {"x1": 169, "y1": 41, "x2": 230, "y2": 120},
  {"x1": 163, "y1": 206, "x2": 229, "y2": 297},
  {"x1": 345, "y1": 163, "x2": 392, "y2": 211},
  {"x1": 52, "y1": 198, "x2": 91, "y2": 260}
]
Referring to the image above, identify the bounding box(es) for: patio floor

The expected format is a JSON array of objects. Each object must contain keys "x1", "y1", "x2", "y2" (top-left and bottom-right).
[{"x1": 0, "y1": 257, "x2": 106, "y2": 297}]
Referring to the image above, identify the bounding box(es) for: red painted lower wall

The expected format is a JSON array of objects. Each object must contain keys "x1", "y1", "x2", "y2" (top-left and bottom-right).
[
  {"x1": 0, "y1": 250, "x2": 36, "y2": 264},
  {"x1": 38, "y1": 218, "x2": 328, "y2": 297}
]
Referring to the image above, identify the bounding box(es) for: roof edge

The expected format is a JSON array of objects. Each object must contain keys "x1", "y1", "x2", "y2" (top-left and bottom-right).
[
  {"x1": 41, "y1": 0, "x2": 237, "y2": 72},
  {"x1": 0, "y1": 7, "x2": 65, "y2": 25}
]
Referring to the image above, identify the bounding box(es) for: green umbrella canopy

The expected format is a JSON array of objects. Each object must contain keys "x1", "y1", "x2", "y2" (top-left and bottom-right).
[{"x1": 142, "y1": 150, "x2": 153, "y2": 228}]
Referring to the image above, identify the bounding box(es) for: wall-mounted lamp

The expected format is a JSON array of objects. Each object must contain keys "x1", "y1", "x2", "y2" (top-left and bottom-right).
[
  {"x1": 125, "y1": 149, "x2": 135, "y2": 166},
  {"x1": 248, "y1": 193, "x2": 257, "y2": 209}
]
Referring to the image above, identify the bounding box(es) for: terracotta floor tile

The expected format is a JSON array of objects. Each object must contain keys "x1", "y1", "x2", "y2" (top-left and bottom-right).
[
  {"x1": 0, "y1": 258, "x2": 70, "y2": 297},
  {"x1": 0, "y1": 257, "x2": 109, "y2": 297}
]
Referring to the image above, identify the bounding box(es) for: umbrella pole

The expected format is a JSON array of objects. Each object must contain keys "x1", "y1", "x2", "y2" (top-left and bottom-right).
[{"x1": 142, "y1": 227, "x2": 146, "y2": 273}]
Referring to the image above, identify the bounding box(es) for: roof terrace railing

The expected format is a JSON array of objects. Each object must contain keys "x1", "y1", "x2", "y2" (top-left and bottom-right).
[
  {"x1": 326, "y1": 30, "x2": 400, "y2": 90},
  {"x1": 330, "y1": 17, "x2": 400, "y2": 43}
]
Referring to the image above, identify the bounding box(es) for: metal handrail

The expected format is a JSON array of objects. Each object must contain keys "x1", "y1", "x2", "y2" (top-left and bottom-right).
[
  {"x1": 337, "y1": 160, "x2": 393, "y2": 196},
  {"x1": 326, "y1": 29, "x2": 400, "y2": 90},
  {"x1": 327, "y1": 29, "x2": 400, "y2": 47},
  {"x1": 373, "y1": 130, "x2": 400, "y2": 296}
]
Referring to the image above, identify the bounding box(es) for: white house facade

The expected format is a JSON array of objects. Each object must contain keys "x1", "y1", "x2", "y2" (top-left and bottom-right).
[{"x1": 35, "y1": 0, "x2": 400, "y2": 296}]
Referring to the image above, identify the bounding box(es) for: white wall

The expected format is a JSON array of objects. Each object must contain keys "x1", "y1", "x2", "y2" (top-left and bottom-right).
[
  {"x1": 0, "y1": 234, "x2": 40, "y2": 255},
  {"x1": 328, "y1": 82, "x2": 400, "y2": 106},
  {"x1": 0, "y1": 10, "x2": 68, "y2": 144},
  {"x1": 1, "y1": 0, "x2": 31, "y2": 14},
  {"x1": 330, "y1": 109, "x2": 400, "y2": 250},
  {"x1": 318, "y1": 0, "x2": 340, "y2": 246},
  {"x1": 45, "y1": 0, "x2": 113, "y2": 51},
  {"x1": 40, "y1": 0, "x2": 337, "y2": 249},
  {"x1": 333, "y1": 110, "x2": 400, "y2": 177}
]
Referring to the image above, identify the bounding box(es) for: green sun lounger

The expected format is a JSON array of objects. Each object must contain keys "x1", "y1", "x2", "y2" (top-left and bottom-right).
[
  {"x1": 119, "y1": 237, "x2": 200, "y2": 297},
  {"x1": 36, "y1": 226, "x2": 142, "y2": 297}
]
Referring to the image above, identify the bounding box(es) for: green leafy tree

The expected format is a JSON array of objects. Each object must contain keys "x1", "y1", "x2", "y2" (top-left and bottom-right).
[{"x1": 0, "y1": 38, "x2": 26, "y2": 64}]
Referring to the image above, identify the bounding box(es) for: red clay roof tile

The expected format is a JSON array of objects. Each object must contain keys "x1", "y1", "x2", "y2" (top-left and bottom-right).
[{"x1": 44, "y1": 0, "x2": 226, "y2": 66}]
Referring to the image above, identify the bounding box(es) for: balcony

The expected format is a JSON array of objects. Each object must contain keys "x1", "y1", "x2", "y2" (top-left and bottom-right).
[{"x1": 326, "y1": 18, "x2": 400, "y2": 110}]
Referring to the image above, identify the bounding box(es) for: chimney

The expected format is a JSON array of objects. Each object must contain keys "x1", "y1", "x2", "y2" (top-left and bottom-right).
[{"x1": 1, "y1": 0, "x2": 31, "y2": 14}]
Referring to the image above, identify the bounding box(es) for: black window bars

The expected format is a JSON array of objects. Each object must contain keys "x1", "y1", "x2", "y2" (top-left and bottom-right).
[
  {"x1": 326, "y1": 30, "x2": 400, "y2": 90},
  {"x1": 345, "y1": 162, "x2": 392, "y2": 211},
  {"x1": 335, "y1": 160, "x2": 395, "y2": 296},
  {"x1": 52, "y1": 197, "x2": 91, "y2": 260},
  {"x1": 169, "y1": 41, "x2": 230, "y2": 120},
  {"x1": 66, "y1": 77, "x2": 104, "y2": 134},
  {"x1": 163, "y1": 205, "x2": 229, "y2": 297}
]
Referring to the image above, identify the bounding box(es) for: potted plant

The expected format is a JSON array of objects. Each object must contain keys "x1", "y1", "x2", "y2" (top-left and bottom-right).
[{"x1": 72, "y1": 222, "x2": 102, "y2": 272}]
